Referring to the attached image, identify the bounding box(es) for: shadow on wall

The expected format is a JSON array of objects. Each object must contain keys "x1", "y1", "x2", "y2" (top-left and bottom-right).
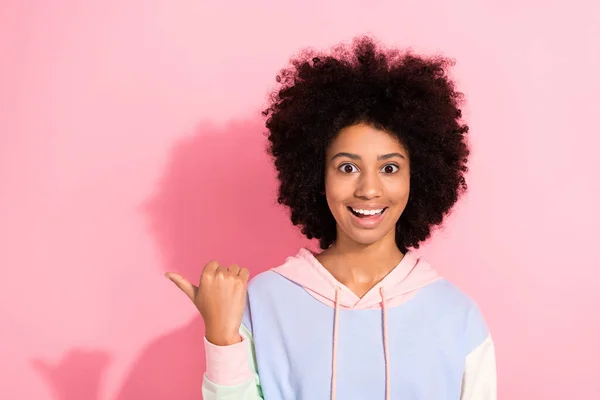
[
  {"x1": 32, "y1": 350, "x2": 112, "y2": 400},
  {"x1": 32, "y1": 115, "x2": 311, "y2": 400}
]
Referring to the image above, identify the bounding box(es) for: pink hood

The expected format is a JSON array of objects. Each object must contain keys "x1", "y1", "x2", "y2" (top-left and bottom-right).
[{"x1": 272, "y1": 248, "x2": 441, "y2": 310}]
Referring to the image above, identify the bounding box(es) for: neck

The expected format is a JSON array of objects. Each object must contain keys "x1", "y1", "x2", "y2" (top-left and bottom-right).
[{"x1": 319, "y1": 231, "x2": 404, "y2": 286}]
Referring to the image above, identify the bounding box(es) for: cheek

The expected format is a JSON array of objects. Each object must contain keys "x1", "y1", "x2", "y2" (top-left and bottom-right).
[
  {"x1": 325, "y1": 173, "x2": 347, "y2": 201},
  {"x1": 324, "y1": 176, "x2": 355, "y2": 217},
  {"x1": 325, "y1": 187, "x2": 347, "y2": 210},
  {"x1": 386, "y1": 177, "x2": 410, "y2": 205}
]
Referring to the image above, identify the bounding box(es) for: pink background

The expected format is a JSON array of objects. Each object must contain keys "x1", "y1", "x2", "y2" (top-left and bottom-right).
[{"x1": 1, "y1": 1, "x2": 599, "y2": 399}]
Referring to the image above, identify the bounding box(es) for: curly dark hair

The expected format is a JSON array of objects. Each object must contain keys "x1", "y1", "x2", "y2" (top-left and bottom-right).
[{"x1": 262, "y1": 36, "x2": 470, "y2": 253}]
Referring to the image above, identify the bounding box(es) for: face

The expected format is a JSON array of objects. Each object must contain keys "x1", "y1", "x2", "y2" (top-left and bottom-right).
[{"x1": 324, "y1": 123, "x2": 410, "y2": 248}]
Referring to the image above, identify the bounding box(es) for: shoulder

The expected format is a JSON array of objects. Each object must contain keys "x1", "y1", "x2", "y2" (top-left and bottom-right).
[
  {"x1": 422, "y1": 278, "x2": 491, "y2": 353},
  {"x1": 246, "y1": 249, "x2": 308, "y2": 294},
  {"x1": 241, "y1": 258, "x2": 304, "y2": 332},
  {"x1": 247, "y1": 269, "x2": 288, "y2": 293},
  {"x1": 425, "y1": 278, "x2": 481, "y2": 312},
  {"x1": 246, "y1": 255, "x2": 303, "y2": 297}
]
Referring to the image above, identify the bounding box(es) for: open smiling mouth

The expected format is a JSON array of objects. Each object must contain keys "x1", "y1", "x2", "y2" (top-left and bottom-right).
[{"x1": 347, "y1": 207, "x2": 387, "y2": 218}]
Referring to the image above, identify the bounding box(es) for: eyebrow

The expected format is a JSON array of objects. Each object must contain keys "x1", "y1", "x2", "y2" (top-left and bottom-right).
[{"x1": 330, "y1": 152, "x2": 406, "y2": 161}]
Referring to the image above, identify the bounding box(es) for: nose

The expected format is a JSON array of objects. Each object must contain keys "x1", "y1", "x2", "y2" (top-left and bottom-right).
[{"x1": 354, "y1": 170, "x2": 383, "y2": 199}]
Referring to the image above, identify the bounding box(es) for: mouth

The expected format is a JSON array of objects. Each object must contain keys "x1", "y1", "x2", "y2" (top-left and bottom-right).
[
  {"x1": 346, "y1": 206, "x2": 388, "y2": 229},
  {"x1": 348, "y1": 206, "x2": 387, "y2": 218}
]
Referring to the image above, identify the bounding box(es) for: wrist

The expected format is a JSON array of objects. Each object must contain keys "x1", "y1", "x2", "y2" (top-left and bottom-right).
[{"x1": 205, "y1": 328, "x2": 242, "y2": 346}]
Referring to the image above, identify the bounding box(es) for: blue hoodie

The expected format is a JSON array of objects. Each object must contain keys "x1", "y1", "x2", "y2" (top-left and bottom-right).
[{"x1": 202, "y1": 248, "x2": 496, "y2": 399}]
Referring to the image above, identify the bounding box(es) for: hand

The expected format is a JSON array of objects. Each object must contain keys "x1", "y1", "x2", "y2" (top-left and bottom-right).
[{"x1": 166, "y1": 261, "x2": 249, "y2": 346}]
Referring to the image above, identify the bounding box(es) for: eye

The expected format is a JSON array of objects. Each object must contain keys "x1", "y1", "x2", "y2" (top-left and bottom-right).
[
  {"x1": 339, "y1": 163, "x2": 358, "y2": 173},
  {"x1": 381, "y1": 164, "x2": 399, "y2": 174}
]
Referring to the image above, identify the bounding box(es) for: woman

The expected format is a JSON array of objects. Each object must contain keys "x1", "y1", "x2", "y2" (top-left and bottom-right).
[{"x1": 166, "y1": 36, "x2": 497, "y2": 399}]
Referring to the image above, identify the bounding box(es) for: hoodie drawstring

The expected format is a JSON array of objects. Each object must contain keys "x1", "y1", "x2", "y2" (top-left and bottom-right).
[
  {"x1": 331, "y1": 286, "x2": 390, "y2": 400},
  {"x1": 380, "y1": 287, "x2": 391, "y2": 400},
  {"x1": 331, "y1": 286, "x2": 340, "y2": 400}
]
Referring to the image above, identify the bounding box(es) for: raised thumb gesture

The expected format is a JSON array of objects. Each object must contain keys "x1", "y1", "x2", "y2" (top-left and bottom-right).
[{"x1": 166, "y1": 261, "x2": 249, "y2": 346}]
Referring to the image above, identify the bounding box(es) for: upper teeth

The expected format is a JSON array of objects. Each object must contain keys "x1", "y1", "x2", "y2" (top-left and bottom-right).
[{"x1": 353, "y1": 208, "x2": 383, "y2": 215}]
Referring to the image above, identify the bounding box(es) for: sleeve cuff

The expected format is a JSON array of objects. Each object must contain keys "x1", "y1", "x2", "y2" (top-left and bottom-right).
[{"x1": 204, "y1": 336, "x2": 254, "y2": 386}]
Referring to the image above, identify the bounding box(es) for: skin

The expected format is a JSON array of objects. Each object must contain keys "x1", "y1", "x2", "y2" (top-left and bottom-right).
[
  {"x1": 166, "y1": 122, "x2": 411, "y2": 345},
  {"x1": 315, "y1": 123, "x2": 411, "y2": 298},
  {"x1": 166, "y1": 262, "x2": 249, "y2": 346}
]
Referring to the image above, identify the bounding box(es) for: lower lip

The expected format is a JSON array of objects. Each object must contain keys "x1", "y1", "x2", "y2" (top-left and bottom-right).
[{"x1": 348, "y1": 207, "x2": 386, "y2": 228}]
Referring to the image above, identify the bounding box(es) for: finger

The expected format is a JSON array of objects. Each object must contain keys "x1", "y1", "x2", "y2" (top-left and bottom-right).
[
  {"x1": 203, "y1": 260, "x2": 220, "y2": 273},
  {"x1": 165, "y1": 272, "x2": 198, "y2": 301},
  {"x1": 201, "y1": 261, "x2": 220, "y2": 284},
  {"x1": 239, "y1": 268, "x2": 249, "y2": 281},
  {"x1": 228, "y1": 264, "x2": 241, "y2": 275},
  {"x1": 215, "y1": 266, "x2": 228, "y2": 278}
]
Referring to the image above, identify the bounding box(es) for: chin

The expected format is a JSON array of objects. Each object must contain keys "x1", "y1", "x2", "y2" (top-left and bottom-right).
[{"x1": 344, "y1": 229, "x2": 391, "y2": 247}]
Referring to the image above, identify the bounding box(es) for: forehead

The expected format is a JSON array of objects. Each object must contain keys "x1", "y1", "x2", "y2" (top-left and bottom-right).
[{"x1": 327, "y1": 123, "x2": 407, "y2": 154}]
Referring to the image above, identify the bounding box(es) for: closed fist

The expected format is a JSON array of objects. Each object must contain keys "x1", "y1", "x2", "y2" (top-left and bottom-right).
[{"x1": 166, "y1": 261, "x2": 249, "y2": 346}]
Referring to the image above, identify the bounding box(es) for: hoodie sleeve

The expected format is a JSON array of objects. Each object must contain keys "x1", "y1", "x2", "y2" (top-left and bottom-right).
[
  {"x1": 202, "y1": 324, "x2": 263, "y2": 400},
  {"x1": 460, "y1": 334, "x2": 497, "y2": 399},
  {"x1": 459, "y1": 299, "x2": 497, "y2": 400}
]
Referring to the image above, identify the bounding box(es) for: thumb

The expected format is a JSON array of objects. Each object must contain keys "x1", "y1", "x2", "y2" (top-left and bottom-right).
[{"x1": 165, "y1": 272, "x2": 197, "y2": 301}]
